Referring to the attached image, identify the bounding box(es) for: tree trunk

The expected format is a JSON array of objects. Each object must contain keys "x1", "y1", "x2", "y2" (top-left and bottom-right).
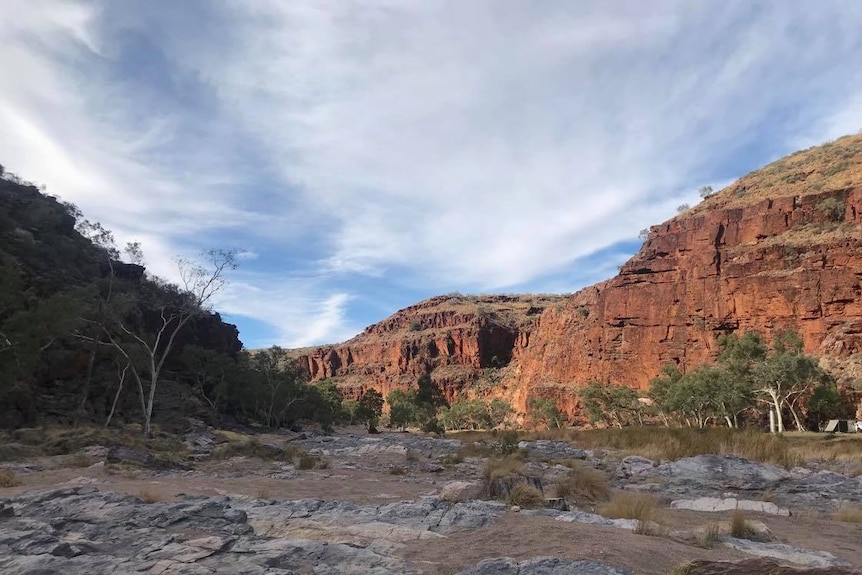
[
  {"x1": 105, "y1": 361, "x2": 129, "y2": 428},
  {"x1": 76, "y1": 334, "x2": 100, "y2": 426},
  {"x1": 787, "y1": 401, "x2": 806, "y2": 432},
  {"x1": 769, "y1": 392, "x2": 784, "y2": 433}
]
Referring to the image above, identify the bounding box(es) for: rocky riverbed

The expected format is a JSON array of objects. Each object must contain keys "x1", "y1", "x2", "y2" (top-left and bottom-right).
[{"x1": 1, "y1": 428, "x2": 861, "y2": 574}]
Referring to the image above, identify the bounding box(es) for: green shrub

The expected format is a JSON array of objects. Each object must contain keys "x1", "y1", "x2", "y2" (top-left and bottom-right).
[{"x1": 817, "y1": 197, "x2": 845, "y2": 221}]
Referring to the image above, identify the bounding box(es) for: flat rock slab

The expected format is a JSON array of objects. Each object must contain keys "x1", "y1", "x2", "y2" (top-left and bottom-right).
[
  {"x1": 517, "y1": 440, "x2": 588, "y2": 461},
  {"x1": 0, "y1": 487, "x2": 509, "y2": 575},
  {"x1": 721, "y1": 538, "x2": 851, "y2": 569},
  {"x1": 456, "y1": 556, "x2": 632, "y2": 575},
  {"x1": 670, "y1": 497, "x2": 790, "y2": 516},
  {"x1": 681, "y1": 558, "x2": 861, "y2": 575}
]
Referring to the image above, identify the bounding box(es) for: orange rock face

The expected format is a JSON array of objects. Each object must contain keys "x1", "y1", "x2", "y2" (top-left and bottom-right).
[
  {"x1": 292, "y1": 135, "x2": 862, "y2": 416},
  {"x1": 290, "y1": 295, "x2": 563, "y2": 401},
  {"x1": 506, "y1": 186, "x2": 862, "y2": 414}
]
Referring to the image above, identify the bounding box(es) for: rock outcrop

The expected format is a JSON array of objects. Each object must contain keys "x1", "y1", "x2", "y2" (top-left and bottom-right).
[
  {"x1": 292, "y1": 134, "x2": 862, "y2": 414},
  {"x1": 507, "y1": 183, "x2": 862, "y2": 407},
  {"x1": 291, "y1": 295, "x2": 564, "y2": 400}
]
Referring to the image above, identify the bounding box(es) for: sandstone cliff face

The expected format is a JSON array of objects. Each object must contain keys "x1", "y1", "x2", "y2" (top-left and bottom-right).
[
  {"x1": 507, "y1": 186, "x2": 862, "y2": 412},
  {"x1": 292, "y1": 135, "x2": 862, "y2": 415},
  {"x1": 291, "y1": 295, "x2": 563, "y2": 400}
]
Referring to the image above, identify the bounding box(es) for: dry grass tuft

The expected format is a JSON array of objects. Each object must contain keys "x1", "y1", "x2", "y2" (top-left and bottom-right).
[
  {"x1": 405, "y1": 449, "x2": 420, "y2": 462},
  {"x1": 439, "y1": 452, "x2": 465, "y2": 465},
  {"x1": 483, "y1": 455, "x2": 525, "y2": 483},
  {"x1": 456, "y1": 442, "x2": 491, "y2": 459},
  {"x1": 447, "y1": 427, "x2": 862, "y2": 470},
  {"x1": 507, "y1": 483, "x2": 545, "y2": 509},
  {"x1": 213, "y1": 439, "x2": 303, "y2": 462},
  {"x1": 697, "y1": 523, "x2": 722, "y2": 548},
  {"x1": 599, "y1": 492, "x2": 659, "y2": 534},
  {"x1": 296, "y1": 455, "x2": 320, "y2": 470},
  {"x1": 213, "y1": 429, "x2": 249, "y2": 443},
  {"x1": 67, "y1": 453, "x2": 93, "y2": 468},
  {"x1": 670, "y1": 563, "x2": 694, "y2": 575},
  {"x1": 834, "y1": 505, "x2": 862, "y2": 523},
  {"x1": 138, "y1": 488, "x2": 163, "y2": 503},
  {"x1": 729, "y1": 510, "x2": 756, "y2": 539},
  {"x1": 2, "y1": 425, "x2": 189, "y2": 462},
  {"x1": 0, "y1": 470, "x2": 21, "y2": 487},
  {"x1": 553, "y1": 463, "x2": 610, "y2": 505}
]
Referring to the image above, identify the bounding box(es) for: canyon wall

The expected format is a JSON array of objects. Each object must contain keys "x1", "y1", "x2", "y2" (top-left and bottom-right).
[
  {"x1": 291, "y1": 135, "x2": 862, "y2": 415},
  {"x1": 506, "y1": 186, "x2": 862, "y2": 412}
]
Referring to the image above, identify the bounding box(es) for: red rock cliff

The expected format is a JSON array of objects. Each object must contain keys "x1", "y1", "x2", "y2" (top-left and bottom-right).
[
  {"x1": 290, "y1": 295, "x2": 564, "y2": 400},
  {"x1": 292, "y1": 134, "x2": 862, "y2": 414},
  {"x1": 506, "y1": 134, "x2": 862, "y2": 413}
]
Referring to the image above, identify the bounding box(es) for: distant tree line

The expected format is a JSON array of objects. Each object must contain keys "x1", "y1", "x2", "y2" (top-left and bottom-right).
[{"x1": 578, "y1": 331, "x2": 855, "y2": 432}]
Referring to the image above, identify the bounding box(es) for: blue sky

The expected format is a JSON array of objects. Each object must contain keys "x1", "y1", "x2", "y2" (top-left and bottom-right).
[{"x1": 2, "y1": 1, "x2": 862, "y2": 349}]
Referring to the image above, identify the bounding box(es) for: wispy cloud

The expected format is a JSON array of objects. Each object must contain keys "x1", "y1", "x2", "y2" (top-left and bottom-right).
[
  {"x1": 214, "y1": 274, "x2": 357, "y2": 348},
  {"x1": 2, "y1": 1, "x2": 862, "y2": 346}
]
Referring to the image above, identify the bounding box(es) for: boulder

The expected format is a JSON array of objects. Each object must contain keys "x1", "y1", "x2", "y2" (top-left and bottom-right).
[{"x1": 615, "y1": 455, "x2": 655, "y2": 479}]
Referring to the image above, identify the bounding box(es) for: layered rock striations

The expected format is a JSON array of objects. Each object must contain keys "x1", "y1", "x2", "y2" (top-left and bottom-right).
[
  {"x1": 291, "y1": 295, "x2": 564, "y2": 400},
  {"x1": 511, "y1": 185, "x2": 862, "y2": 401},
  {"x1": 293, "y1": 135, "x2": 862, "y2": 413},
  {"x1": 508, "y1": 135, "x2": 862, "y2": 411}
]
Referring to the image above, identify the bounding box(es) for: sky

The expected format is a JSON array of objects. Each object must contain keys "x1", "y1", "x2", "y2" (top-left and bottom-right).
[{"x1": 2, "y1": 1, "x2": 862, "y2": 349}]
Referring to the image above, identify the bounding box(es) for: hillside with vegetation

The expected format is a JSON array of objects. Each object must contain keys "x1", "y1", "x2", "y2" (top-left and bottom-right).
[{"x1": 0, "y1": 168, "x2": 350, "y2": 434}]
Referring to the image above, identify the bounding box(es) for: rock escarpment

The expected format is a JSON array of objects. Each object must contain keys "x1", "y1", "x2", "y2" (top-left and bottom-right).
[
  {"x1": 291, "y1": 295, "x2": 564, "y2": 400},
  {"x1": 510, "y1": 185, "x2": 862, "y2": 400},
  {"x1": 508, "y1": 135, "x2": 862, "y2": 411},
  {"x1": 293, "y1": 135, "x2": 862, "y2": 413}
]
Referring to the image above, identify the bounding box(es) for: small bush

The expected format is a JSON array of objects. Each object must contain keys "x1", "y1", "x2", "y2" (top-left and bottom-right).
[
  {"x1": 834, "y1": 505, "x2": 862, "y2": 523},
  {"x1": 817, "y1": 197, "x2": 845, "y2": 221},
  {"x1": 729, "y1": 510, "x2": 756, "y2": 539},
  {"x1": 598, "y1": 492, "x2": 658, "y2": 534},
  {"x1": 388, "y1": 465, "x2": 407, "y2": 476},
  {"x1": 0, "y1": 470, "x2": 21, "y2": 487},
  {"x1": 507, "y1": 483, "x2": 544, "y2": 509},
  {"x1": 488, "y1": 430, "x2": 522, "y2": 456}
]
